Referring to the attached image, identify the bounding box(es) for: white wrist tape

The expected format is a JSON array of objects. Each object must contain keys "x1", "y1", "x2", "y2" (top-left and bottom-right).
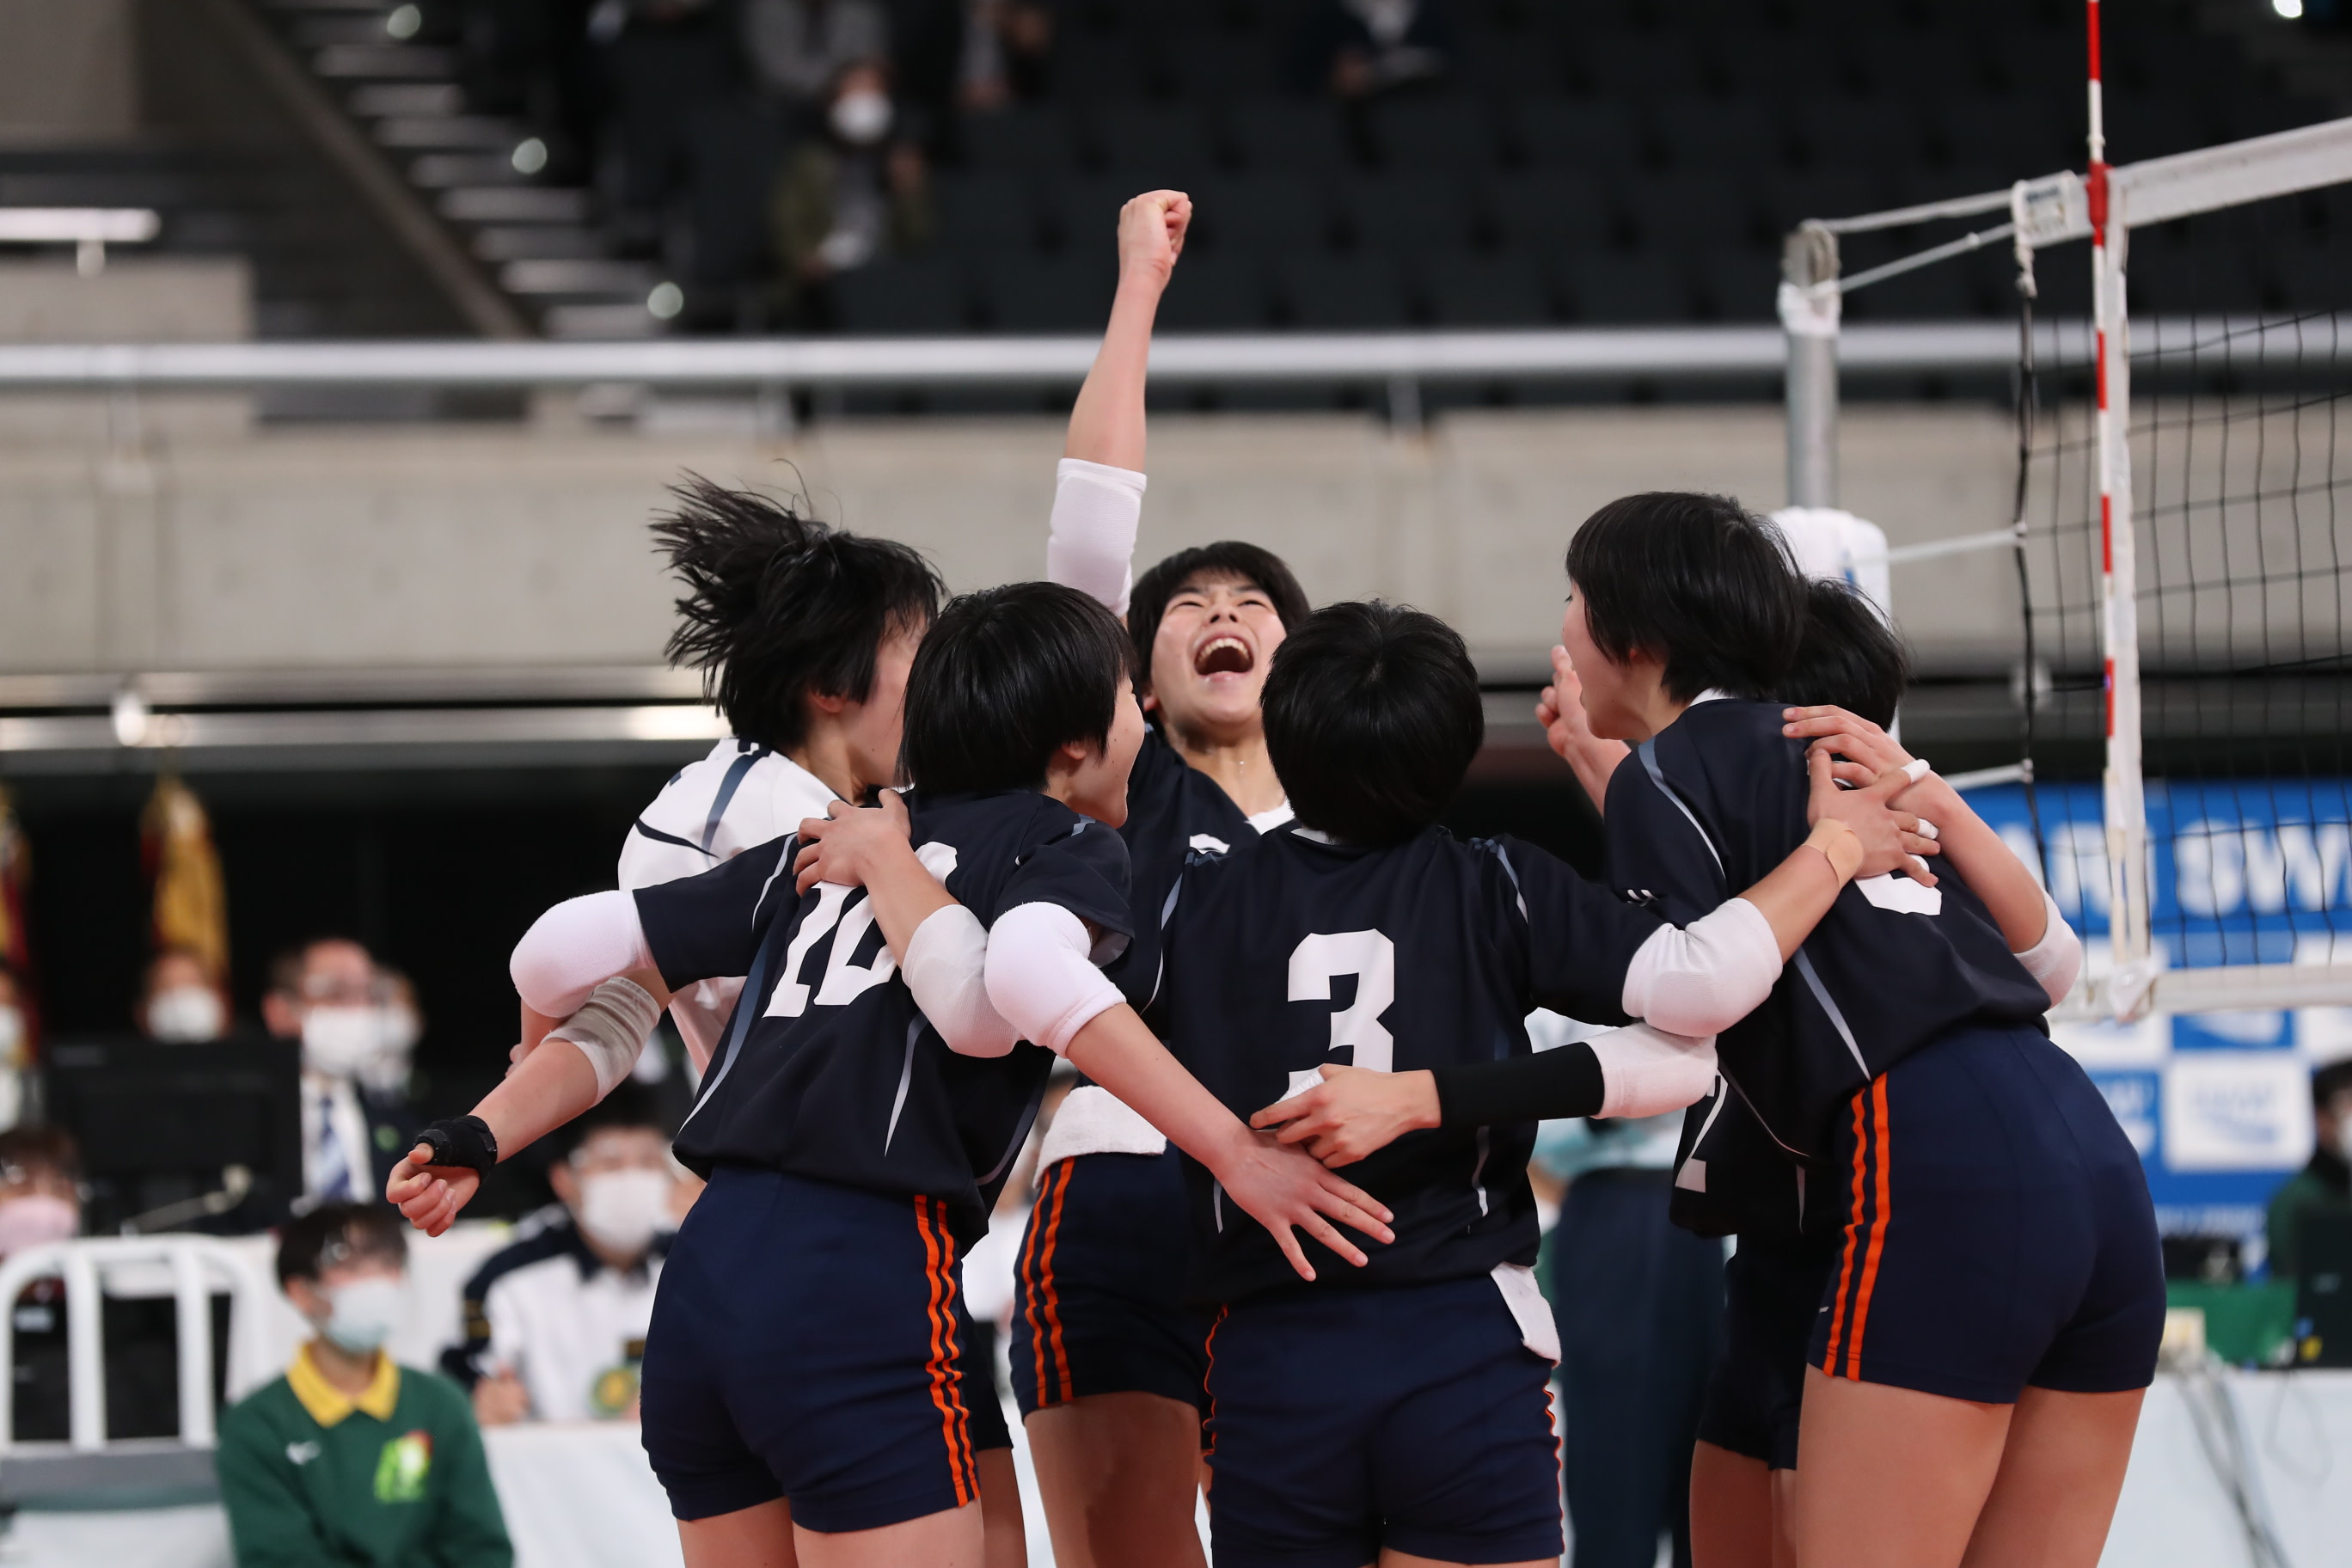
[
  {"x1": 511, "y1": 891, "x2": 656, "y2": 1016},
  {"x1": 904, "y1": 904, "x2": 1019, "y2": 1058},
  {"x1": 1046, "y1": 458, "x2": 1144, "y2": 617},
  {"x1": 1591, "y1": 1024, "x2": 1719, "y2": 1119},
  {"x1": 984, "y1": 901, "x2": 1125, "y2": 1057},
  {"x1": 546, "y1": 977, "x2": 662, "y2": 1098},
  {"x1": 2013, "y1": 890, "x2": 2084, "y2": 1005},
  {"x1": 1620, "y1": 897, "x2": 1781, "y2": 1038}
]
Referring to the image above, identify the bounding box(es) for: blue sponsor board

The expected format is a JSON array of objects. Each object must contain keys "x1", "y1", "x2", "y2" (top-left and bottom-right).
[{"x1": 1959, "y1": 780, "x2": 2351, "y2": 1263}]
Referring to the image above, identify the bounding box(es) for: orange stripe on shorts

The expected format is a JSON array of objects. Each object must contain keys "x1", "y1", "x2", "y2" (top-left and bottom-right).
[
  {"x1": 914, "y1": 1196, "x2": 976, "y2": 1506},
  {"x1": 1821, "y1": 1086, "x2": 1872, "y2": 1375},
  {"x1": 1034, "y1": 1159, "x2": 1077, "y2": 1405},
  {"x1": 1843, "y1": 1076, "x2": 1895, "y2": 1380}
]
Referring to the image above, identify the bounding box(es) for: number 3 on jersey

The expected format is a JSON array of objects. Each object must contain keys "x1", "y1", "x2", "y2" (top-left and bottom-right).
[
  {"x1": 1287, "y1": 930, "x2": 1396, "y2": 1080},
  {"x1": 766, "y1": 842, "x2": 959, "y2": 1019}
]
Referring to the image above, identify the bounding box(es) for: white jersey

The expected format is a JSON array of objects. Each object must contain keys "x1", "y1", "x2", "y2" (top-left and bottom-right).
[
  {"x1": 458, "y1": 1210, "x2": 665, "y2": 1423},
  {"x1": 617, "y1": 738, "x2": 840, "y2": 1069}
]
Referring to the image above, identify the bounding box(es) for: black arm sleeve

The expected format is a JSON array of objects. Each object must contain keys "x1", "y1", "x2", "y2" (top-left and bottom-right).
[{"x1": 1430, "y1": 1041, "x2": 1606, "y2": 1128}]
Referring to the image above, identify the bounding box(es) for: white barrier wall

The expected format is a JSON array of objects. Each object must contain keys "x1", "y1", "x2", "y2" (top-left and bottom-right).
[{"x1": 0, "y1": 402, "x2": 2023, "y2": 682}]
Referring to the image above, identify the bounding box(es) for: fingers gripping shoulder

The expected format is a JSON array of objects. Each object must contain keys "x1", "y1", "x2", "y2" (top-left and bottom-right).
[{"x1": 984, "y1": 900, "x2": 1125, "y2": 1056}]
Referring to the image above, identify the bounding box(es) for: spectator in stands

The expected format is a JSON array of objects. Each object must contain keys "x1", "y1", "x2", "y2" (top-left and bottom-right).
[
  {"x1": 956, "y1": 0, "x2": 1053, "y2": 111},
  {"x1": 1288, "y1": 0, "x2": 1455, "y2": 98},
  {"x1": 262, "y1": 939, "x2": 419, "y2": 1209},
  {"x1": 2268, "y1": 1057, "x2": 2352, "y2": 1282},
  {"x1": 218, "y1": 1203, "x2": 511, "y2": 1568},
  {"x1": 772, "y1": 61, "x2": 935, "y2": 314},
  {"x1": 741, "y1": 0, "x2": 891, "y2": 110},
  {"x1": 444, "y1": 1086, "x2": 680, "y2": 1425},
  {"x1": 0, "y1": 1125, "x2": 80, "y2": 1263},
  {"x1": 0, "y1": 960, "x2": 27, "y2": 1129},
  {"x1": 140, "y1": 946, "x2": 229, "y2": 1044}
]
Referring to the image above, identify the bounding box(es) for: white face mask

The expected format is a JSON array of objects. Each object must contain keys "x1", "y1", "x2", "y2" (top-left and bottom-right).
[
  {"x1": 0, "y1": 1007, "x2": 22, "y2": 1066},
  {"x1": 319, "y1": 1275, "x2": 406, "y2": 1355},
  {"x1": 149, "y1": 986, "x2": 226, "y2": 1044},
  {"x1": 830, "y1": 89, "x2": 892, "y2": 145},
  {"x1": 575, "y1": 1168, "x2": 673, "y2": 1257},
  {"x1": 0, "y1": 1194, "x2": 77, "y2": 1257},
  {"x1": 302, "y1": 1006, "x2": 389, "y2": 1080}
]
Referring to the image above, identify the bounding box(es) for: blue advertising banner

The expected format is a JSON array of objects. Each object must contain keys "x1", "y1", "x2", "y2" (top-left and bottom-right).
[{"x1": 1960, "y1": 781, "x2": 2352, "y2": 1262}]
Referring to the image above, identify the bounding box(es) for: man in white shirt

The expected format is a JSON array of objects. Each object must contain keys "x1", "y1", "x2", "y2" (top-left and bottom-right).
[{"x1": 444, "y1": 1089, "x2": 683, "y2": 1425}]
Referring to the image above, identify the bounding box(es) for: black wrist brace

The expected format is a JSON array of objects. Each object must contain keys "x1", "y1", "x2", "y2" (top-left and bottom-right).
[{"x1": 414, "y1": 1114, "x2": 499, "y2": 1173}]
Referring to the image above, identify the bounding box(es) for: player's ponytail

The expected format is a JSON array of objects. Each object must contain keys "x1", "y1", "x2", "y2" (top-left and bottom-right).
[{"x1": 653, "y1": 475, "x2": 943, "y2": 752}]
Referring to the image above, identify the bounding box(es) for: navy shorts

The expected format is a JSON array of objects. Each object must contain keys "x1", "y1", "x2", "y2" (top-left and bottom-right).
[
  {"x1": 1698, "y1": 1231, "x2": 1839, "y2": 1471},
  {"x1": 1204, "y1": 1275, "x2": 1563, "y2": 1568},
  {"x1": 1010, "y1": 1150, "x2": 1214, "y2": 1418},
  {"x1": 1810, "y1": 1024, "x2": 2165, "y2": 1405},
  {"x1": 640, "y1": 1167, "x2": 987, "y2": 1532}
]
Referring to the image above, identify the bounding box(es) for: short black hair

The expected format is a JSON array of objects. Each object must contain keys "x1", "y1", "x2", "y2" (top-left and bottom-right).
[
  {"x1": 2315, "y1": 1058, "x2": 2352, "y2": 1108},
  {"x1": 0, "y1": 1126, "x2": 80, "y2": 1185},
  {"x1": 1785, "y1": 579, "x2": 1912, "y2": 729},
  {"x1": 551, "y1": 1080, "x2": 672, "y2": 1161},
  {"x1": 654, "y1": 475, "x2": 945, "y2": 752},
  {"x1": 1263, "y1": 601, "x2": 1485, "y2": 845},
  {"x1": 276, "y1": 1201, "x2": 407, "y2": 1289},
  {"x1": 901, "y1": 582, "x2": 1135, "y2": 793},
  {"x1": 266, "y1": 936, "x2": 361, "y2": 1000},
  {"x1": 1564, "y1": 493, "x2": 1805, "y2": 703},
  {"x1": 1127, "y1": 542, "x2": 1312, "y2": 693}
]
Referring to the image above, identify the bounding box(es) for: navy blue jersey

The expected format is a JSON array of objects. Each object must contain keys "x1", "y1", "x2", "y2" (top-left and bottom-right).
[
  {"x1": 1603, "y1": 700, "x2": 2050, "y2": 1235},
  {"x1": 1120, "y1": 726, "x2": 1260, "y2": 968},
  {"x1": 637, "y1": 788, "x2": 1139, "y2": 1246},
  {"x1": 1153, "y1": 823, "x2": 1663, "y2": 1302}
]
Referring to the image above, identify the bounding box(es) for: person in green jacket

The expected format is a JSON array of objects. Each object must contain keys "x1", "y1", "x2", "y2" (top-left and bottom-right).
[
  {"x1": 2269, "y1": 1058, "x2": 2352, "y2": 1283},
  {"x1": 218, "y1": 1201, "x2": 511, "y2": 1568}
]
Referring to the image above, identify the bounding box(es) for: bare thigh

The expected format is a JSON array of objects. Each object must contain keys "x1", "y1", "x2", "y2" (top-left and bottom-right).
[
  {"x1": 1026, "y1": 1390, "x2": 1205, "y2": 1568},
  {"x1": 793, "y1": 1503, "x2": 985, "y2": 1568},
  {"x1": 1690, "y1": 1439, "x2": 1774, "y2": 1568},
  {"x1": 1792, "y1": 1368, "x2": 2012, "y2": 1568},
  {"x1": 1959, "y1": 1386, "x2": 2145, "y2": 1568},
  {"x1": 677, "y1": 1498, "x2": 795, "y2": 1568},
  {"x1": 976, "y1": 1447, "x2": 1027, "y2": 1568},
  {"x1": 1380, "y1": 1553, "x2": 1553, "y2": 1568}
]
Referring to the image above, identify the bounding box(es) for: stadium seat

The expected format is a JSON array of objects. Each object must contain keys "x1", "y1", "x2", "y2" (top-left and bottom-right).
[
  {"x1": 935, "y1": 171, "x2": 1047, "y2": 254},
  {"x1": 1093, "y1": 103, "x2": 1220, "y2": 187},
  {"x1": 1555, "y1": 250, "x2": 1697, "y2": 324},
  {"x1": 1277, "y1": 251, "x2": 1412, "y2": 328},
  {"x1": 1487, "y1": 168, "x2": 1619, "y2": 252},
  {"x1": 1157, "y1": 29, "x2": 1278, "y2": 101},
  {"x1": 1569, "y1": 32, "x2": 1710, "y2": 98},
  {"x1": 1455, "y1": 29, "x2": 1567, "y2": 94},
  {"x1": 959, "y1": 104, "x2": 1084, "y2": 173},
  {"x1": 1510, "y1": 98, "x2": 1647, "y2": 175},
  {"x1": 1364, "y1": 96, "x2": 1507, "y2": 175},
  {"x1": 1933, "y1": 99, "x2": 2078, "y2": 180},
  {"x1": 1691, "y1": 249, "x2": 1779, "y2": 322},
  {"x1": 830, "y1": 255, "x2": 971, "y2": 334},
  {"x1": 1787, "y1": 99, "x2": 1935, "y2": 175},
  {"x1": 1648, "y1": 96, "x2": 1791, "y2": 175},
  {"x1": 1419, "y1": 248, "x2": 1556, "y2": 328},
  {"x1": 1191, "y1": 171, "x2": 1336, "y2": 256},
  {"x1": 1224, "y1": 100, "x2": 1359, "y2": 174},
  {"x1": 1620, "y1": 170, "x2": 1761, "y2": 251},
  {"x1": 1335, "y1": 173, "x2": 1484, "y2": 258},
  {"x1": 1157, "y1": 251, "x2": 1276, "y2": 330},
  {"x1": 977, "y1": 249, "x2": 1116, "y2": 331},
  {"x1": 1046, "y1": 175, "x2": 1149, "y2": 255},
  {"x1": 1052, "y1": 29, "x2": 1148, "y2": 102}
]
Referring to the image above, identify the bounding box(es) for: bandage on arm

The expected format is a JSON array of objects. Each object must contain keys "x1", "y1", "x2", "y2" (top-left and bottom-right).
[
  {"x1": 542, "y1": 977, "x2": 662, "y2": 1099},
  {"x1": 509, "y1": 891, "x2": 655, "y2": 1017},
  {"x1": 984, "y1": 901, "x2": 1124, "y2": 1056},
  {"x1": 1046, "y1": 458, "x2": 1144, "y2": 616},
  {"x1": 2013, "y1": 890, "x2": 2084, "y2": 1005},
  {"x1": 1619, "y1": 897, "x2": 1783, "y2": 1037},
  {"x1": 905, "y1": 905, "x2": 1019, "y2": 1057}
]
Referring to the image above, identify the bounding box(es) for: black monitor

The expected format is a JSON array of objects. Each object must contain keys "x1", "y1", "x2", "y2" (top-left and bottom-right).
[{"x1": 41, "y1": 1037, "x2": 303, "y2": 1234}]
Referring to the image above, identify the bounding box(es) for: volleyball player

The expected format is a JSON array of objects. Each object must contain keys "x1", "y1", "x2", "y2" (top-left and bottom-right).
[
  {"x1": 389, "y1": 581, "x2": 1392, "y2": 1568},
  {"x1": 1027, "y1": 187, "x2": 1313, "y2": 1568},
  {"x1": 1270, "y1": 497, "x2": 2151, "y2": 1568}
]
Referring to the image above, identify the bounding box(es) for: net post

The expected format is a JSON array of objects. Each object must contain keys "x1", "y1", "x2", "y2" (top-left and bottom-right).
[
  {"x1": 2086, "y1": 0, "x2": 2154, "y2": 1012},
  {"x1": 1781, "y1": 222, "x2": 1841, "y2": 508}
]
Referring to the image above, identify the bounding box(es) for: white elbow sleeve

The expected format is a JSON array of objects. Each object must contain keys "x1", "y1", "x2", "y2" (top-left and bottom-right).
[
  {"x1": 545, "y1": 977, "x2": 662, "y2": 1099},
  {"x1": 511, "y1": 891, "x2": 656, "y2": 1017},
  {"x1": 1591, "y1": 1024, "x2": 1719, "y2": 1119},
  {"x1": 984, "y1": 902, "x2": 1124, "y2": 1057},
  {"x1": 2014, "y1": 891, "x2": 2083, "y2": 1006},
  {"x1": 1620, "y1": 897, "x2": 1781, "y2": 1037},
  {"x1": 1046, "y1": 458, "x2": 1145, "y2": 617},
  {"x1": 905, "y1": 904, "x2": 1019, "y2": 1058}
]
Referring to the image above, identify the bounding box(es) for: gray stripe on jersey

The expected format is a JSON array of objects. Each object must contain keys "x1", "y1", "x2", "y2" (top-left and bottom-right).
[
  {"x1": 1637, "y1": 738, "x2": 1724, "y2": 878},
  {"x1": 1792, "y1": 948, "x2": 1871, "y2": 1078},
  {"x1": 702, "y1": 744, "x2": 771, "y2": 852},
  {"x1": 883, "y1": 1018, "x2": 921, "y2": 1154}
]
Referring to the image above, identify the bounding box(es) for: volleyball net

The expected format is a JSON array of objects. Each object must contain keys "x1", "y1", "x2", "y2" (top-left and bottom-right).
[{"x1": 1780, "y1": 37, "x2": 2352, "y2": 1021}]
